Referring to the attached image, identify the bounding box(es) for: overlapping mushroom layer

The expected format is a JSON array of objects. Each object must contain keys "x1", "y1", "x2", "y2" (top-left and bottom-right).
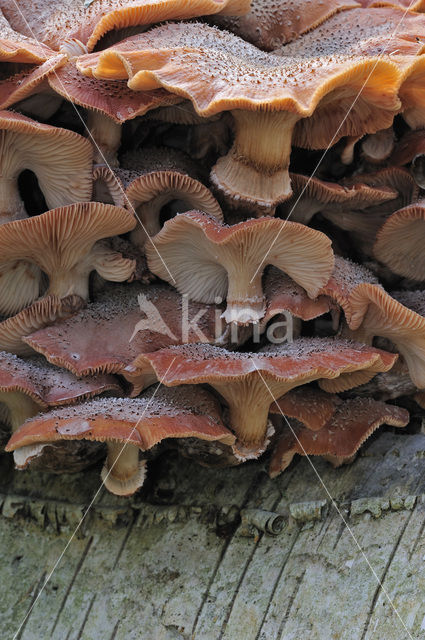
[{"x1": 0, "y1": 0, "x2": 424, "y2": 497}]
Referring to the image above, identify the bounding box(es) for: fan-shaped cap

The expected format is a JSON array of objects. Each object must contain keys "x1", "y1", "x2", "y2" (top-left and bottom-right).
[
  {"x1": 124, "y1": 338, "x2": 397, "y2": 450},
  {"x1": 269, "y1": 398, "x2": 409, "y2": 477},
  {"x1": 0, "y1": 110, "x2": 92, "y2": 222},
  {"x1": 146, "y1": 211, "x2": 334, "y2": 325},
  {"x1": 1, "y1": 0, "x2": 250, "y2": 52},
  {"x1": 280, "y1": 172, "x2": 397, "y2": 225},
  {"x1": 23, "y1": 282, "x2": 224, "y2": 376},
  {"x1": 6, "y1": 385, "x2": 234, "y2": 496},
  {"x1": 0, "y1": 294, "x2": 84, "y2": 356},
  {"x1": 374, "y1": 200, "x2": 425, "y2": 280},
  {"x1": 48, "y1": 59, "x2": 181, "y2": 124},
  {"x1": 0, "y1": 202, "x2": 136, "y2": 301},
  {"x1": 0, "y1": 55, "x2": 66, "y2": 110},
  {"x1": 269, "y1": 387, "x2": 339, "y2": 431},
  {"x1": 76, "y1": 18, "x2": 406, "y2": 209},
  {"x1": 0, "y1": 9, "x2": 56, "y2": 63},
  {"x1": 210, "y1": 0, "x2": 360, "y2": 50},
  {"x1": 121, "y1": 147, "x2": 223, "y2": 247},
  {"x1": 0, "y1": 352, "x2": 121, "y2": 408},
  {"x1": 92, "y1": 165, "x2": 126, "y2": 207},
  {"x1": 345, "y1": 284, "x2": 425, "y2": 388},
  {"x1": 321, "y1": 168, "x2": 419, "y2": 256},
  {"x1": 261, "y1": 267, "x2": 332, "y2": 329}
]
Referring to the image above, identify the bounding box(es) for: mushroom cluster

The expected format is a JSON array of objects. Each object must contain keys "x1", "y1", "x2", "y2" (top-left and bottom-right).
[{"x1": 1, "y1": 0, "x2": 425, "y2": 496}]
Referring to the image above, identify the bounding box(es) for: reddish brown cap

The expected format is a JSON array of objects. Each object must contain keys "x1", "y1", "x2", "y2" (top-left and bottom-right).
[
  {"x1": 0, "y1": 55, "x2": 66, "y2": 110},
  {"x1": 146, "y1": 211, "x2": 334, "y2": 325},
  {"x1": 269, "y1": 398, "x2": 409, "y2": 477},
  {"x1": 6, "y1": 385, "x2": 235, "y2": 495},
  {"x1": 0, "y1": 294, "x2": 84, "y2": 356},
  {"x1": 124, "y1": 339, "x2": 398, "y2": 451},
  {"x1": 210, "y1": 0, "x2": 360, "y2": 50},
  {"x1": 1, "y1": 0, "x2": 250, "y2": 52},
  {"x1": 269, "y1": 387, "x2": 339, "y2": 431},
  {"x1": 0, "y1": 9, "x2": 56, "y2": 62},
  {"x1": 76, "y1": 18, "x2": 406, "y2": 210},
  {"x1": 23, "y1": 283, "x2": 224, "y2": 376}
]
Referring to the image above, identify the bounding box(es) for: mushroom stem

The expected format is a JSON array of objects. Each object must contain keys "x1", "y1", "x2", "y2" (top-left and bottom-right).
[
  {"x1": 211, "y1": 110, "x2": 300, "y2": 211},
  {"x1": 130, "y1": 202, "x2": 163, "y2": 249},
  {"x1": 0, "y1": 391, "x2": 41, "y2": 432},
  {"x1": 46, "y1": 266, "x2": 92, "y2": 299},
  {"x1": 87, "y1": 111, "x2": 121, "y2": 167},
  {"x1": 101, "y1": 441, "x2": 146, "y2": 496},
  {"x1": 222, "y1": 267, "x2": 265, "y2": 325},
  {"x1": 0, "y1": 178, "x2": 26, "y2": 223},
  {"x1": 213, "y1": 378, "x2": 287, "y2": 448}
]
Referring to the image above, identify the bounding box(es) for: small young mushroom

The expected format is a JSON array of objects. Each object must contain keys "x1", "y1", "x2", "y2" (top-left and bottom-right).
[
  {"x1": 77, "y1": 18, "x2": 407, "y2": 212},
  {"x1": 123, "y1": 339, "x2": 397, "y2": 455},
  {"x1": 121, "y1": 147, "x2": 223, "y2": 248},
  {"x1": 23, "y1": 282, "x2": 227, "y2": 376},
  {"x1": 0, "y1": 294, "x2": 84, "y2": 356},
  {"x1": 269, "y1": 398, "x2": 409, "y2": 477},
  {"x1": 0, "y1": 351, "x2": 121, "y2": 432},
  {"x1": 145, "y1": 211, "x2": 334, "y2": 325},
  {"x1": 0, "y1": 110, "x2": 92, "y2": 223},
  {"x1": 6, "y1": 386, "x2": 235, "y2": 497},
  {"x1": 0, "y1": 202, "x2": 136, "y2": 305},
  {"x1": 0, "y1": 0, "x2": 250, "y2": 52},
  {"x1": 374, "y1": 200, "x2": 425, "y2": 280},
  {"x1": 210, "y1": 0, "x2": 360, "y2": 50}
]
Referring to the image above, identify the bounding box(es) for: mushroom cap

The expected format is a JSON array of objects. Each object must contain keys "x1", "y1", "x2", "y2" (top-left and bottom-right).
[
  {"x1": 0, "y1": 110, "x2": 93, "y2": 209},
  {"x1": 124, "y1": 338, "x2": 397, "y2": 395},
  {"x1": 346, "y1": 283, "x2": 425, "y2": 388},
  {"x1": 210, "y1": 0, "x2": 360, "y2": 51},
  {"x1": 374, "y1": 200, "x2": 425, "y2": 280},
  {"x1": 0, "y1": 294, "x2": 84, "y2": 356},
  {"x1": 0, "y1": 351, "x2": 121, "y2": 409},
  {"x1": 269, "y1": 387, "x2": 339, "y2": 431},
  {"x1": 318, "y1": 256, "x2": 380, "y2": 326},
  {"x1": 122, "y1": 146, "x2": 223, "y2": 221},
  {"x1": 77, "y1": 19, "x2": 404, "y2": 127},
  {"x1": 361, "y1": 127, "x2": 395, "y2": 164},
  {"x1": 6, "y1": 385, "x2": 235, "y2": 453},
  {"x1": 92, "y1": 164, "x2": 126, "y2": 208},
  {"x1": 269, "y1": 397, "x2": 409, "y2": 477},
  {"x1": 0, "y1": 55, "x2": 66, "y2": 110},
  {"x1": 0, "y1": 9, "x2": 56, "y2": 63},
  {"x1": 357, "y1": 0, "x2": 425, "y2": 8},
  {"x1": 390, "y1": 130, "x2": 425, "y2": 189},
  {"x1": 145, "y1": 211, "x2": 334, "y2": 302},
  {"x1": 48, "y1": 59, "x2": 181, "y2": 124},
  {"x1": 1, "y1": 0, "x2": 250, "y2": 52},
  {"x1": 0, "y1": 202, "x2": 136, "y2": 284},
  {"x1": 261, "y1": 267, "x2": 332, "y2": 327},
  {"x1": 22, "y1": 283, "x2": 223, "y2": 376},
  {"x1": 280, "y1": 172, "x2": 397, "y2": 225}
]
